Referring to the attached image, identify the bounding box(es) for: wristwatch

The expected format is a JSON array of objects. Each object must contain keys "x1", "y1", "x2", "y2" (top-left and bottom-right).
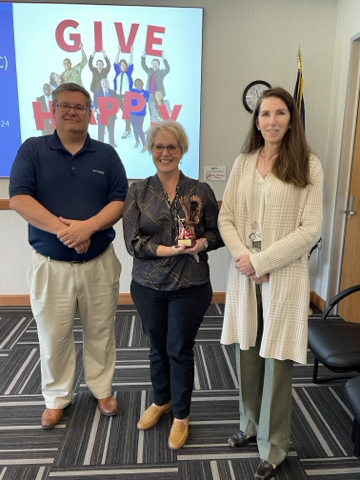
[{"x1": 204, "y1": 240, "x2": 209, "y2": 250}]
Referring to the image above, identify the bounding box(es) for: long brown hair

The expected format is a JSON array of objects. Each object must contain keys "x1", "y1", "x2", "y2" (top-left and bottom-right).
[
  {"x1": 154, "y1": 89, "x2": 165, "y2": 118},
  {"x1": 242, "y1": 87, "x2": 310, "y2": 187}
]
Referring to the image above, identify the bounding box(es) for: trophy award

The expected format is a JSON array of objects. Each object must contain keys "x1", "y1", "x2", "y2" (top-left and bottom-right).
[{"x1": 176, "y1": 194, "x2": 202, "y2": 247}]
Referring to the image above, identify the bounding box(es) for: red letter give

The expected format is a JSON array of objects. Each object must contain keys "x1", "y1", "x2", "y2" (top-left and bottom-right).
[
  {"x1": 145, "y1": 25, "x2": 165, "y2": 56},
  {"x1": 114, "y1": 23, "x2": 140, "y2": 53},
  {"x1": 55, "y1": 20, "x2": 81, "y2": 52},
  {"x1": 94, "y1": 22, "x2": 103, "y2": 52}
]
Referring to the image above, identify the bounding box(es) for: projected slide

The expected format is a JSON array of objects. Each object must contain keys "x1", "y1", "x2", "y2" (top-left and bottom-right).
[{"x1": 0, "y1": 3, "x2": 203, "y2": 178}]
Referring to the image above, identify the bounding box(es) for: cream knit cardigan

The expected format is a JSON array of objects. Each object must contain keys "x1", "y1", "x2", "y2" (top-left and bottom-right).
[{"x1": 218, "y1": 150, "x2": 323, "y2": 364}]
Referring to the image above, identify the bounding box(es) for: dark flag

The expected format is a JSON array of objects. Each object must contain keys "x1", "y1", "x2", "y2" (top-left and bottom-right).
[{"x1": 294, "y1": 48, "x2": 305, "y2": 129}]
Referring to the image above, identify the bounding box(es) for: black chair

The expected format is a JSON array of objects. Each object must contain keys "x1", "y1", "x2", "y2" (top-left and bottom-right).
[
  {"x1": 308, "y1": 284, "x2": 360, "y2": 383},
  {"x1": 345, "y1": 376, "x2": 360, "y2": 456}
]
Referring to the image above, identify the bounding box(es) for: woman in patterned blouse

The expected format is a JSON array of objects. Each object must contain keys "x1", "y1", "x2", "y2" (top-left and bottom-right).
[{"x1": 123, "y1": 120, "x2": 224, "y2": 450}]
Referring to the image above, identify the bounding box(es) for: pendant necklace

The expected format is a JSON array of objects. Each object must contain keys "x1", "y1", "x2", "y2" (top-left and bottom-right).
[
  {"x1": 162, "y1": 184, "x2": 180, "y2": 239},
  {"x1": 258, "y1": 148, "x2": 275, "y2": 177}
]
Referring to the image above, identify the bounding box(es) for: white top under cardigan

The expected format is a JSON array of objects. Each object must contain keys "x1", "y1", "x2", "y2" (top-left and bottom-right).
[
  {"x1": 251, "y1": 169, "x2": 268, "y2": 241},
  {"x1": 218, "y1": 149, "x2": 323, "y2": 364}
]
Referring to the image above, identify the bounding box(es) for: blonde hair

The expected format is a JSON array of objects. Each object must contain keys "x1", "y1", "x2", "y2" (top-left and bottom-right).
[{"x1": 146, "y1": 120, "x2": 189, "y2": 154}]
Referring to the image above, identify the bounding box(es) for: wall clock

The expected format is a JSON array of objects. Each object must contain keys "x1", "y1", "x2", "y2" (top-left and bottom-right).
[{"x1": 243, "y1": 80, "x2": 271, "y2": 113}]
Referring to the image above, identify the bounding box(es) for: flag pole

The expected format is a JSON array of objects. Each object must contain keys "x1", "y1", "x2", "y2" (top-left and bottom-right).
[{"x1": 294, "y1": 46, "x2": 305, "y2": 128}]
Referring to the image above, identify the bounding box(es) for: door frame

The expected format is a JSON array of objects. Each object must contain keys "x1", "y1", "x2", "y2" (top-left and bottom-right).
[{"x1": 329, "y1": 32, "x2": 360, "y2": 302}]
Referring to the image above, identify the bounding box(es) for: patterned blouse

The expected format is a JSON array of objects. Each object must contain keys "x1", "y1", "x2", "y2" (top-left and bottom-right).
[{"x1": 123, "y1": 172, "x2": 224, "y2": 290}]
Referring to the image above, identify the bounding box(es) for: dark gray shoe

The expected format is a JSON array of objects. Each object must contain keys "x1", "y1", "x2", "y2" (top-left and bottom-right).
[
  {"x1": 227, "y1": 429, "x2": 252, "y2": 447},
  {"x1": 255, "y1": 459, "x2": 277, "y2": 480}
]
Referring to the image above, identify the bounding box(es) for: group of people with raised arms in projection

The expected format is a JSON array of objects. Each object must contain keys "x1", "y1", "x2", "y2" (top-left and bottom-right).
[
  {"x1": 35, "y1": 43, "x2": 172, "y2": 147},
  {"x1": 15, "y1": 73, "x2": 323, "y2": 479}
]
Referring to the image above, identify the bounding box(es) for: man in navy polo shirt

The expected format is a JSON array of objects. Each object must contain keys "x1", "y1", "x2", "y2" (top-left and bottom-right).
[{"x1": 9, "y1": 83, "x2": 128, "y2": 429}]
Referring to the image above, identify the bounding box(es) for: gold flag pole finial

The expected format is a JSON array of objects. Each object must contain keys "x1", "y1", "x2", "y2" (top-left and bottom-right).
[{"x1": 297, "y1": 47, "x2": 302, "y2": 70}]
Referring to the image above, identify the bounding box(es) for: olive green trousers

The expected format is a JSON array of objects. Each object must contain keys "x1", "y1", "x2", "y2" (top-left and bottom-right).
[{"x1": 236, "y1": 283, "x2": 293, "y2": 466}]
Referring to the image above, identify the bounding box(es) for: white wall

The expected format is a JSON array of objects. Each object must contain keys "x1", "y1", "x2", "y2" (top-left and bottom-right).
[
  {"x1": 314, "y1": 0, "x2": 360, "y2": 300},
  {"x1": 0, "y1": 0, "x2": 348, "y2": 299}
]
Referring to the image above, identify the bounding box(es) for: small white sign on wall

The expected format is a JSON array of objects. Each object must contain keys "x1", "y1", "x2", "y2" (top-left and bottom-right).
[{"x1": 204, "y1": 166, "x2": 226, "y2": 181}]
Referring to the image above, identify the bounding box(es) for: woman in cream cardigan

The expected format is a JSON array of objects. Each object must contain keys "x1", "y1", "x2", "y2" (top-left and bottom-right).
[{"x1": 218, "y1": 87, "x2": 323, "y2": 480}]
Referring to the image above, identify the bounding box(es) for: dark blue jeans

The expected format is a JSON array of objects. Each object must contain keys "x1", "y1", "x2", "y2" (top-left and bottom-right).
[
  {"x1": 131, "y1": 280, "x2": 212, "y2": 419},
  {"x1": 130, "y1": 114, "x2": 146, "y2": 145}
]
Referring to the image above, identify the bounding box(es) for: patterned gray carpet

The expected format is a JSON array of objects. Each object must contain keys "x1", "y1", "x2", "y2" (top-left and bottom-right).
[{"x1": 0, "y1": 305, "x2": 359, "y2": 479}]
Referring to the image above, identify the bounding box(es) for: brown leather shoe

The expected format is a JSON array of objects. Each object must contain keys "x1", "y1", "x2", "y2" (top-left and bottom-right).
[
  {"x1": 137, "y1": 401, "x2": 172, "y2": 430},
  {"x1": 97, "y1": 395, "x2": 118, "y2": 416},
  {"x1": 41, "y1": 408, "x2": 64, "y2": 429},
  {"x1": 168, "y1": 418, "x2": 189, "y2": 450}
]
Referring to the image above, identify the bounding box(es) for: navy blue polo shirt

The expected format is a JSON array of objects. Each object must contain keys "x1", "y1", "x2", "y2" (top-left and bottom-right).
[{"x1": 9, "y1": 130, "x2": 128, "y2": 261}]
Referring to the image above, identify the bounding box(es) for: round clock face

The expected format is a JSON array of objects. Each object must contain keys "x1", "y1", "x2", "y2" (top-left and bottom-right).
[{"x1": 243, "y1": 81, "x2": 271, "y2": 113}]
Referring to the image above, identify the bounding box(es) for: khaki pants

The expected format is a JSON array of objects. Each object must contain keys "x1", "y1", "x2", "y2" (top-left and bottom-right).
[
  {"x1": 27, "y1": 244, "x2": 121, "y2": 408},
  {"x1": 236, "y1": 284, "x2": 293, "y2": 466}
]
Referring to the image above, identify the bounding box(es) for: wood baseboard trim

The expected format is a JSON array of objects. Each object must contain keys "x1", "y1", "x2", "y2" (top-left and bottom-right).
[
  {"x1": 0, "y1": 292, "x2": 322, "y2": 309},
  {"x1": 212, "y1": 292, "x2": 225, "y2": 304},
  {"x1": 0, "y1": 292, "x2": 227, "y2": 307},
  {"x1": 119, "y1": 293, "x2": 133, "y2": 305},
  {"x1": 0, "y1": 199, "x2": 10, "y2": 210},
  {"x1": 0, "y1": 295, "x2": 31, "y2": 306},
  {"x1": 310, "y1": 291, "x2": 326, "y2": 312}
]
